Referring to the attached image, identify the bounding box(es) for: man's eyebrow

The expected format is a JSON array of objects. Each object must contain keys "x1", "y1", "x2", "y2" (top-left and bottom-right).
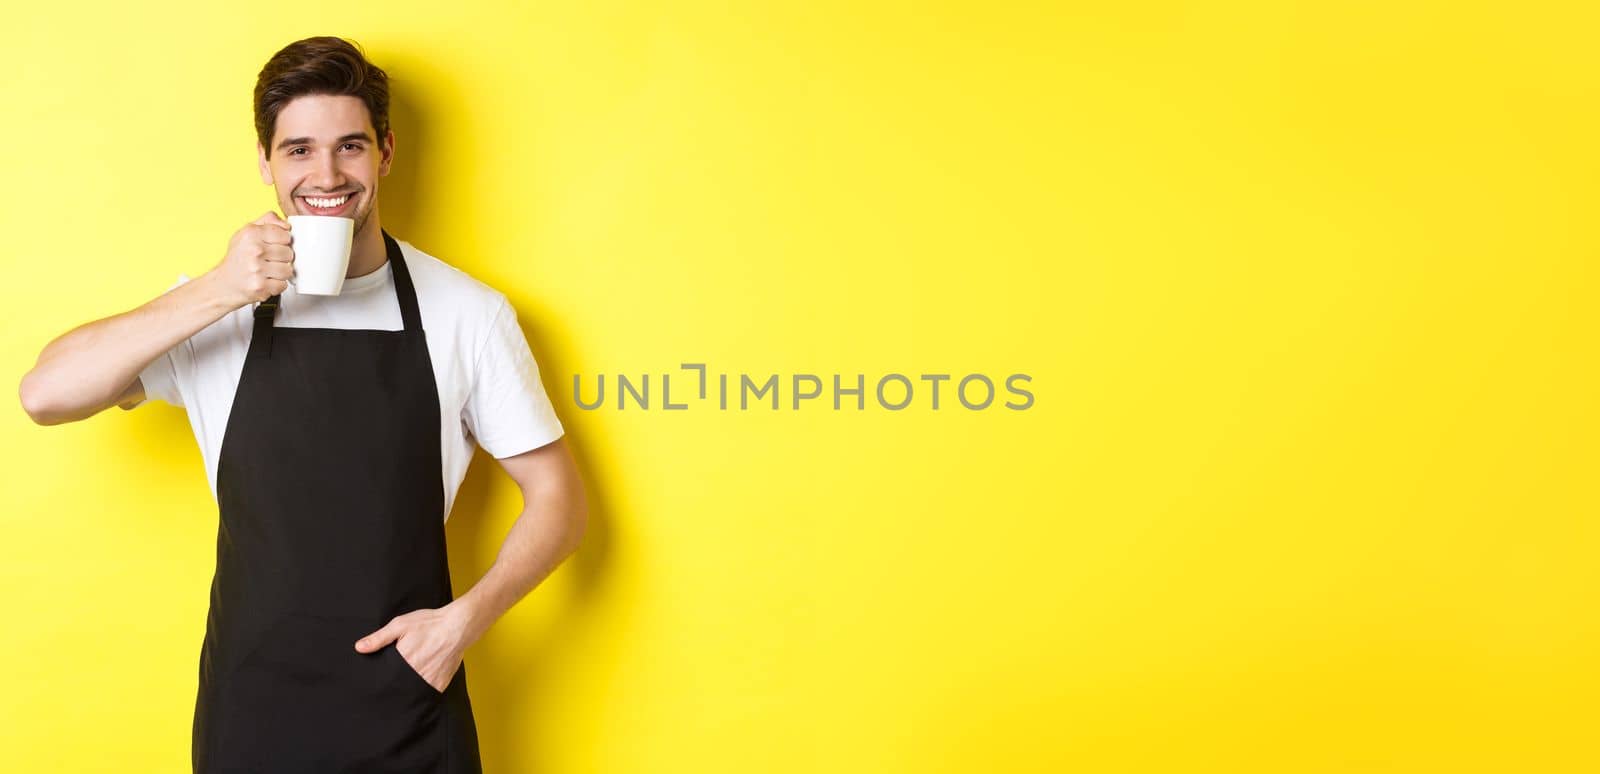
[{"x1": 274, "y1": 132, "x2": 375, "y2": 151}]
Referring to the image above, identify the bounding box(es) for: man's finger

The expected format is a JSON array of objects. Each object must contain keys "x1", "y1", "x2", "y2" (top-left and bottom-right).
[
  {"x1": 256, "y1": 226, "x2": 293, "y2": 246},
  {"x1": 253, "y1": 210, "x2": 290, "y2": 229},
  {"x1": 354, "y1": 621, "x2": 403, "y2": 653},
  {"x1": 260, "y1": 245, "x2": 295, "y2": 266},
  {"x1": 263, "y1": 262, "x2": 294, "y2": 282}
]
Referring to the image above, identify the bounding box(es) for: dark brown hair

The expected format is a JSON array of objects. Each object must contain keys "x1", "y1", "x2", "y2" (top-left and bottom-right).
[{"x1": 254, "y1": 37, "x2": 390, "y2": 158}]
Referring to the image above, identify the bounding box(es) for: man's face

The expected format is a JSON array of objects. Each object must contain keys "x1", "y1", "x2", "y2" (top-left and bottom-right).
[{"x1": 258, "y1": 94, "x2": 393, "y2": 238}]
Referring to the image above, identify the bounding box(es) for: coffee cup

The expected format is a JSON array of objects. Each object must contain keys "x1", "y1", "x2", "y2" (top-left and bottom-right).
[{"x1": 286, "y1": 215, "x2": 355, "y2": 296}]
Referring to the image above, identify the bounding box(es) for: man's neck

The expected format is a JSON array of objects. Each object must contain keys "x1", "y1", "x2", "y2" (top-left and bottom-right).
[{"x1": 345, "y1": 215, "x2": 388, "y2": 279}]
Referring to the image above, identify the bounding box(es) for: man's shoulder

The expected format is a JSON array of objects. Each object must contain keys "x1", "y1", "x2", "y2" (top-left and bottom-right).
[{"x1": 397, "y1": 240, "x2": 509, "y2": 315}]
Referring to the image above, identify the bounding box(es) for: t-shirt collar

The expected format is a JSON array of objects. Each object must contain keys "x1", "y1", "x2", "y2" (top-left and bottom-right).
[{"x1": 337, "y1": 254, "x2": 394, "y2": 293}]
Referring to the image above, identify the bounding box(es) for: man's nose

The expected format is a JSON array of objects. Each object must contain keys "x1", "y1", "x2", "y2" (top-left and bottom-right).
[{"x1": 309, "y1": 155, "x2": 344, "y2": 190}]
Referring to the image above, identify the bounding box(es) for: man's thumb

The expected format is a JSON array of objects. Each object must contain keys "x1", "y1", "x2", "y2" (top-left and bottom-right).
[{"x1": 354, "y1": 623, "x2": 400, "y2": 653}]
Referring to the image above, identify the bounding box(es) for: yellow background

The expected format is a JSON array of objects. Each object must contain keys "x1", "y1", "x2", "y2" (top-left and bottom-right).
[{"x1": 3, "y1": 2, "x2": 1595, "y2": 771}]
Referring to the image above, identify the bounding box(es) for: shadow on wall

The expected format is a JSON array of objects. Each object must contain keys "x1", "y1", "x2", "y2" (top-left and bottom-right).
[
  {"x1": 373, "y1": 50, "x2": 435, "y2": 241},
  {"x1": 380, "y1": 47, "x2": 619, "y2": 772}
]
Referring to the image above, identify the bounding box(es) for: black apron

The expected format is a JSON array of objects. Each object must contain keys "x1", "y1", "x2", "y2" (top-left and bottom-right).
[{"x1": 192, "y1": 230, "x2": 484, "y2": 773}]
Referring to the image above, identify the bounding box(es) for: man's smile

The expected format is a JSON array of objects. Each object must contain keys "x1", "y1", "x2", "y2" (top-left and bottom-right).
[{"x1": 297, "y1": 191, "x2": 358, "y2": 216}]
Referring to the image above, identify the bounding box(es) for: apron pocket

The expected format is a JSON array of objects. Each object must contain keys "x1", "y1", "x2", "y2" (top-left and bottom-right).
[
  {"x1": 219, "y1": 612, "x2": 445, "y2": 769},
  {"x1": 385, "y1": 641, "x2": 447, "y2": 696}
]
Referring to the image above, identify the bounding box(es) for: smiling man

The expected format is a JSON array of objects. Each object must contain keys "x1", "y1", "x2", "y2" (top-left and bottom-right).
[{"x1": 18, "y1": 37, "x2": 587, "y2": 773}]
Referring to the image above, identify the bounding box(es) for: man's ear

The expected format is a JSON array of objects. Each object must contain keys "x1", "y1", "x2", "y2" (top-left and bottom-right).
[
  {"x1": 378, "y1": 129, "x2": 395, "y2": 177},
  {"x1": 258, "y1": 142, "x2": 274, "y2": 185}
]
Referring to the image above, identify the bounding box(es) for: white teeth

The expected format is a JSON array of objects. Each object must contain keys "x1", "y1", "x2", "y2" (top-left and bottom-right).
[{"x1": 305, "y1": 194, "x2": 350, "y2": 208}]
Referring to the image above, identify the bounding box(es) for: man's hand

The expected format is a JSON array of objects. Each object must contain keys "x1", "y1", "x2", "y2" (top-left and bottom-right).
[
  {"x1": 353, "y1": 603, "x2": 479, "y2": 693},
  {"x1": 206, "y1": 211, "x2": 295, "y2": 310}
]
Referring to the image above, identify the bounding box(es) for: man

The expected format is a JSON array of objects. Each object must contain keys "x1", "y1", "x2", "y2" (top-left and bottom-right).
[{"x1": 18, "y1": 36, "x2": 587, "y2": 773}]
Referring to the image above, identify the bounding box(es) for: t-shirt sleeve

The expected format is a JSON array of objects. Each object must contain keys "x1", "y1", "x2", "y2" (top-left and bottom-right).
[
  {"x1": 462, "y1": 295, "x2": 565, "y2": 458},
  {"x1": 133, "y1": 274, "x2": 193, "y2": 408}
]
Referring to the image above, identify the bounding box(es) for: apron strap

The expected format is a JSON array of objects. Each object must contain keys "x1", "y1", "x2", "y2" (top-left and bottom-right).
[
  {"x1": 252, "y1": 294, "x2": 280, "y2": 359},
  {"x1": 382, "y1": 230, "x2": 423, "y2": 333}
]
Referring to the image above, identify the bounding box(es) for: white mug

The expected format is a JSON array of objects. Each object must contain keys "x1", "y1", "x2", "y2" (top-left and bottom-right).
[{"x1": 286, "y1": 215, "x2": 355, "y2": 296}]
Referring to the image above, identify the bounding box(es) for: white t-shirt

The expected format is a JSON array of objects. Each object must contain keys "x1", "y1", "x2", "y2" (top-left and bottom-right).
[{"x1": 134, "y1": 237, "x2": 564, "y2": 522}]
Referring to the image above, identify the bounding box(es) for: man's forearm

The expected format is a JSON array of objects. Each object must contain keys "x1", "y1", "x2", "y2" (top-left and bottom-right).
[
  {"x1": 454, "y1": 485, "x2": 587, "y2": 643},
  {"x1": 20, "y1": 271, "x2": 239, "y2": 424}
]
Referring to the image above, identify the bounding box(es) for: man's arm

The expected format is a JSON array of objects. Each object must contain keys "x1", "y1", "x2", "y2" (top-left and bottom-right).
[
  {"x1": 20, "y1": 272, "x2": 241, "y2": 425},
  {"x1": 353, "y1": 437, "x2": 588, "y2": 691},
  {"x1": 18, "y1": 212, "x2": 294, "y2": 425},
  {"x1": 454, "y1": 437, "x2": 589, "y2": 640}
]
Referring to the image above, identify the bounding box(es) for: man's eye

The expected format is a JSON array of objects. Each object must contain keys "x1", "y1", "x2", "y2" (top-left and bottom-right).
[
  {"x1": 289, "y1": 148, "x2": 307, "y2": 156},
  {"x1": 341, "y1": 144, "x2": 363, "y2": 152}
]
